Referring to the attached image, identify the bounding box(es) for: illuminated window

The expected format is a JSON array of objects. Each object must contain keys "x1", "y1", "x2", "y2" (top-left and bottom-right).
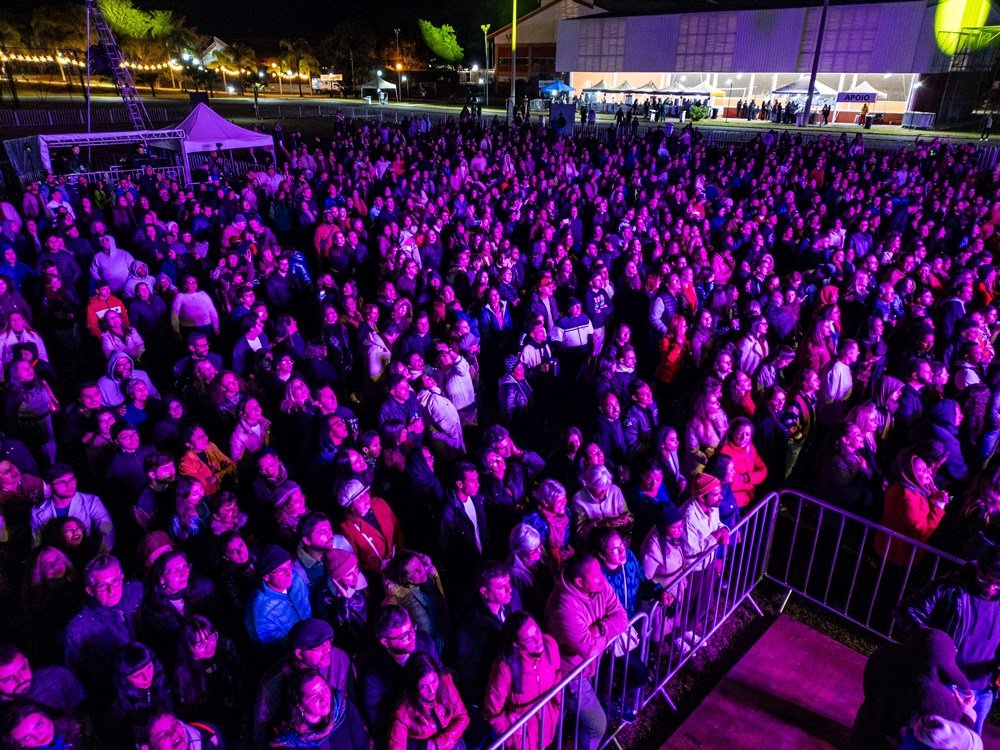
[
  {"x1": 580, "y1": 18, "x2": 625, "y2": 70},
  {"x1": 800, "y1": 5, "x2": 881, "y2": 71},
  {"x1": 676, "y1": 13, "x2": 737, "y2": 71}
]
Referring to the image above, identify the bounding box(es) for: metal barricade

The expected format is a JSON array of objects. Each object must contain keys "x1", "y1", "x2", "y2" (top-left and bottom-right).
[
  {"x1": 485, "y1": 494, "x2": 779, "y2": 750},
  {"x1": 765, "y1": 490, "x2": 966, "y2": 640}
]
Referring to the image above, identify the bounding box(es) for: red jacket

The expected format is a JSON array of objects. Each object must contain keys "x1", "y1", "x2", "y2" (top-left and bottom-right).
[
  {"x1": 719, "y1": 442, "x2": 768, "y2": 507},
  {"x1": 338, "y1": 497, "x2": 405, "y2": 574},
  {"x1": 544, "y1": 573, "x2": 628, "y2": 676},
  {"x1": 875, "y1": 483, "x2": 945, "y2": 566},
  {"x1": 388, "y1": 672, "x2": 468, "y2": 750}
]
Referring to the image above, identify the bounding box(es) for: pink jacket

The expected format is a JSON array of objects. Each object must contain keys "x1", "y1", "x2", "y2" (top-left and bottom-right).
[
  {"x1": 544, "y1": 573, "x2": 629, "y2": 676},
  {"x1": 388, "y1": 672, "x2": 469, "y2": 750},
  {"x1": 484, "y1": 635, "x2": 562, "y2": 750},
  {"x1": 719, "y1": 442, "x2": 768, "y2": 507}
]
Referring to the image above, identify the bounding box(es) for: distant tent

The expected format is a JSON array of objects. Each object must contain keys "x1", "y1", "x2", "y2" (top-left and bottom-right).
[
  {"x1": 540, "y1": 80, "x2": 575, "y2": 96},
  {"x1": 846, "y1": 80, "x2": 887, "y2": 98},
  {"x1": 662, "y1": 82, "x2": 690, "y2": 95},
  {"x1": 635, "y1": 81, "x2": 661, "y2": 93},
  {"x1": 361, "y1": 78, "x2": 397, "y2": 92},
  {"x1": 584, "y1": 79, "x2": 609, "y2": 92},
  {"x1": 771, "y1": 79, "x2": 837, "y2": 96},
  {"x1": 611, "y1": 81, "x2": 635, "y2": 93},
  {"x1": 686, "y1": 80, "x2": 724, "y2": 96}
]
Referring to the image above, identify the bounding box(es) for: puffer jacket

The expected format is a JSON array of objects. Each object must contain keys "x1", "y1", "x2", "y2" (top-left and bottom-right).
[
  {"x1": 544, "y1": 572, "x2": 629, "y2": 675},
  {"x1": 894, "y1": 567, "x2": 977, "y2": 645},
  {"x1": 244, "y1": 576, "x2": 312, "y2": 648},
  {"x1": 388, "y1": 672, "x2": 469, "y2": 750},
  {"x1": 601, "y1": 551, "x2": 662, "y2": 617},
  {"x1": 484, "y1": 634, "x2": 561, "y2": 750}
]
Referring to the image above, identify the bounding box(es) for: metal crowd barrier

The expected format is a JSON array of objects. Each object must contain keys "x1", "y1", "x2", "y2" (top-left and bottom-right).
[
  {"x1": 765, "y1": 489, "x2": 966, "y2": 641},
  {"x1": 485, "y1": 490, "x2": 967, "y2": 748},
  {"x1": 485, "y1": 494, "x2": 779, "y2": 750}
]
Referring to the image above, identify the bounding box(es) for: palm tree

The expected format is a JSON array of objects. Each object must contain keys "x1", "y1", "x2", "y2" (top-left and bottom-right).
[
  {"x1": 279, "y1": 37, "x2": 317, "y2": 97},
  {"x1": 212, "y1": 43, "x2": 257, "y2": 94}
]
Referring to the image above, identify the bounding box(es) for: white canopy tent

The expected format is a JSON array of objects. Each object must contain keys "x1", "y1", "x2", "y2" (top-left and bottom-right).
[
  {"x1": 771, "y1": 79, "x2": 838, "y2": 97},
  {"x1": 845, "y1": 80, "x2": 887, "y2": 98},
  {"x1": 162, "y1": 103, "x2": 275, "y2": 181}
]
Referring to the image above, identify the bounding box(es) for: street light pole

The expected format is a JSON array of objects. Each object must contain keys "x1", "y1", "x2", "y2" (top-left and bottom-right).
[
  {"x1": 481, "y1": 23, "x2": 491, "y2": 108},
  {"x1": 509, "y1": 0, "x2": 517, "y2": 121},
  {"x1": 802, "y1": 0, "x2": 830, "y2": 127}
]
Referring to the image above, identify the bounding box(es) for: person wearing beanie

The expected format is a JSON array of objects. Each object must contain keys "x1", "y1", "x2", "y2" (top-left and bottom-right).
[
  {"x1": 680, "y1": 471, "x2": 730, "y2": 638},
  {"x1": 336, "y1": 480, "x2": 404, "y2": 577},
  {"x1": 312, "y1": 548, "x2": 370, "y2": 657},
  {"x1": 244, "y1": 544, "x2": 312, "y2": 654}
]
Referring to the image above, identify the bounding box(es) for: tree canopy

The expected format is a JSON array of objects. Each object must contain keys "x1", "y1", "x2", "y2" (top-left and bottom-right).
[{"x1": 417, "y1": 19, "x2": 464, "y2": 63}]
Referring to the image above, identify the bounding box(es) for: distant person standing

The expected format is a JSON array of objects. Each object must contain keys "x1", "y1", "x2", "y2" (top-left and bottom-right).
[{"x1": 982, "y1": 113, "x2": 993, "y2": 141}]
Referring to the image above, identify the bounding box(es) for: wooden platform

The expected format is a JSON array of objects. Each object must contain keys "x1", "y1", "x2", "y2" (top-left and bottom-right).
[{"x1": 661, "y1": 615, "x2": 1000, "y2": 749}]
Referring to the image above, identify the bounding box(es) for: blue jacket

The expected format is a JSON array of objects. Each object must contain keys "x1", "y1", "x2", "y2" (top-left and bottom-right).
[
  {"x1": 601, "y1": 552, "x2": 661, "y2": 617},
  {"x1": 64, "y1": 581, "x2": 143, "y2": 693},
  {"x1": 245, "y1": 574, "x2": 312, "y2": 647}
]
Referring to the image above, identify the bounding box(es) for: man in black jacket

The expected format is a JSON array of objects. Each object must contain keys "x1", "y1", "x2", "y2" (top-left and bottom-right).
[
  {"x1": 895, "y1": 547, "x2": 1000, "y2": 734},
  {"x1": 356, "y1": 605, "x2": 438, "y2": 746},
  {"x1": 437, "y1": 461, "x2": 491, "y2": 591}
]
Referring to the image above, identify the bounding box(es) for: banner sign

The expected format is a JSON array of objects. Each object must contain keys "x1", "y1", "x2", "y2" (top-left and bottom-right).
[{"x1": 837, "y1": 92, "x2": 878, "y2": 103}]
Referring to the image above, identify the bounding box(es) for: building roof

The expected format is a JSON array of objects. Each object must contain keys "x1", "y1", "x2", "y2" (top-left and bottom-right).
[
  {"x1": 585, "y1": 0, "x2": 922, "y2": 18},
  {"x1": 488, "y1": 0, "x2": 602, "y2": 40}
]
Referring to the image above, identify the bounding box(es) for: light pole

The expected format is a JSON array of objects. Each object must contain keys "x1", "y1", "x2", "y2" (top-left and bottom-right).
[
  {"x1": 481, "y1": 23, "x2": 491, "y2": 107},
  {"x1": 395, "y1": 63, "x2": 402, "y2": 102},
  {"x1": 508, "y1": 0, "x2": 517, "y2": 121},
  {"x1": 726, "y1": 78, "x2": 733, "y2": 118},
  {"x1": 802, "y1": 0, "x2": 830, "y2": 126},
  {"x1": 394, "y1": 29, "x2": 402, "y2": 105}
]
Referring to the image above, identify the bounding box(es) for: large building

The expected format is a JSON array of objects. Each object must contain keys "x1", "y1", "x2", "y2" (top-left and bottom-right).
[
  {"x1": 489, "y1": 0, "x2": 606, "y2": 85},
  {"x1": 553, "y1": 0, "x2": 1000, "y2": 125}
]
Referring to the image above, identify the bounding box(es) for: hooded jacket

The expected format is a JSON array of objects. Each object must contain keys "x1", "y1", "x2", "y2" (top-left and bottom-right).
[
  {"x1": 98, "y1": 351, "x2": 159, "y2": 408},
  {"x1": 121, "y1": 261, "x2": 151, "y2": 300},
  {"x1": 89, "y1": 235, "x2": 135, "y2": 293}
]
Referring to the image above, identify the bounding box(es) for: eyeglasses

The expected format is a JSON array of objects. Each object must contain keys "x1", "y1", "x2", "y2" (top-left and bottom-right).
[
  {"x1": 192, "y1": 631, "x2": 218, "y2": 649},
  {"x1": 385, "y1": 625, "x2": 416, "y2": 642},
  {"x1": 92, "y1": 575, "x2": 124, "y2": 593}
]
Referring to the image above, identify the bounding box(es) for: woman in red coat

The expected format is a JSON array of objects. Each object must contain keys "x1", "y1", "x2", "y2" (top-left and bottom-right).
[
  {"x1": 875, "y1": 451, "x2": 949, "y2": 566},
  {"x1": 388, "y1": 652, "x2": 469, "y2": 750},
  {"x1": 484, "y1": 612, "x2": 562, "y2": 749},
  {"x1": 718, "y1": 417, "x2": 768, "y2": 508}
]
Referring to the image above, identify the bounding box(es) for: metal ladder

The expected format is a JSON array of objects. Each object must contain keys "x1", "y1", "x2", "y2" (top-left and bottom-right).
[{"x1": 87, "y1": 0, "x2": 151, "y2": 131}]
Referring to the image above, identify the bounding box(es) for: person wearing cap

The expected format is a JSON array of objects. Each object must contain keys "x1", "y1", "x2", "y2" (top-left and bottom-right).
[
  {"x1": 337, "y1": 479, "x2": 403, "y2": 576},
  {"x1": 639, "y1": 503, "x2": 688, "y2": 638},
  {"x1": 680, "y1": 472, "x2": 731, "y2": 638},
  {"x1": 896, "y1": 547, "x2": 1000, "y2": 734},
  {"x1": 220, "y1": 214, "x2": 247, "y2": 250},
  {"x1": 527, "y1": 276, "x2": 557, "y2": 334},
  {"x1": 550, "y1": 296, "x2": 594, "y2": 363},
  {"x1": 312, "y1": 548, "x2": 370, "y2": 656},
  {"x1": 498, "y1": 355, "x2": 534, "y2": 443},
  {"x1": 244, "y1": 544, "x2": 312, "y2": 652},
  {"x1": 31, "y1": 465, "x2": 114, "y2": 551},
  {"x1": 252, "y1": 617, "x2": 351, "y2": 748},
  {"x1": 132, "y1": 453, "x2": 176, "y2": 532}
]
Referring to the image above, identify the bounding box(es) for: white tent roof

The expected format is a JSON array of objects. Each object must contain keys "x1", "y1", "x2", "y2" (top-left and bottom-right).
[
  {"x1": 172, "y1": 103, "x2": 274, "y2": 155},
  {"x1": 362, "y1": 78, "x2": 397, "y2": 91},
  {"x1": 846, "y1": 80, "x2": 887, "y2": 98},
  {"x1": 772, "y1": 79, "x2": 837, "y2": 96},
  {"x1": 686, "y1": 80, "x2": 723, "y2": 95}
]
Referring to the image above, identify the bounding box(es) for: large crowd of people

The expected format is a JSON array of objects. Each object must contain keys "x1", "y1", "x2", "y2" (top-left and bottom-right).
[{"x1": 0, "y1": 109, "x2": 996, "y2": 750}]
